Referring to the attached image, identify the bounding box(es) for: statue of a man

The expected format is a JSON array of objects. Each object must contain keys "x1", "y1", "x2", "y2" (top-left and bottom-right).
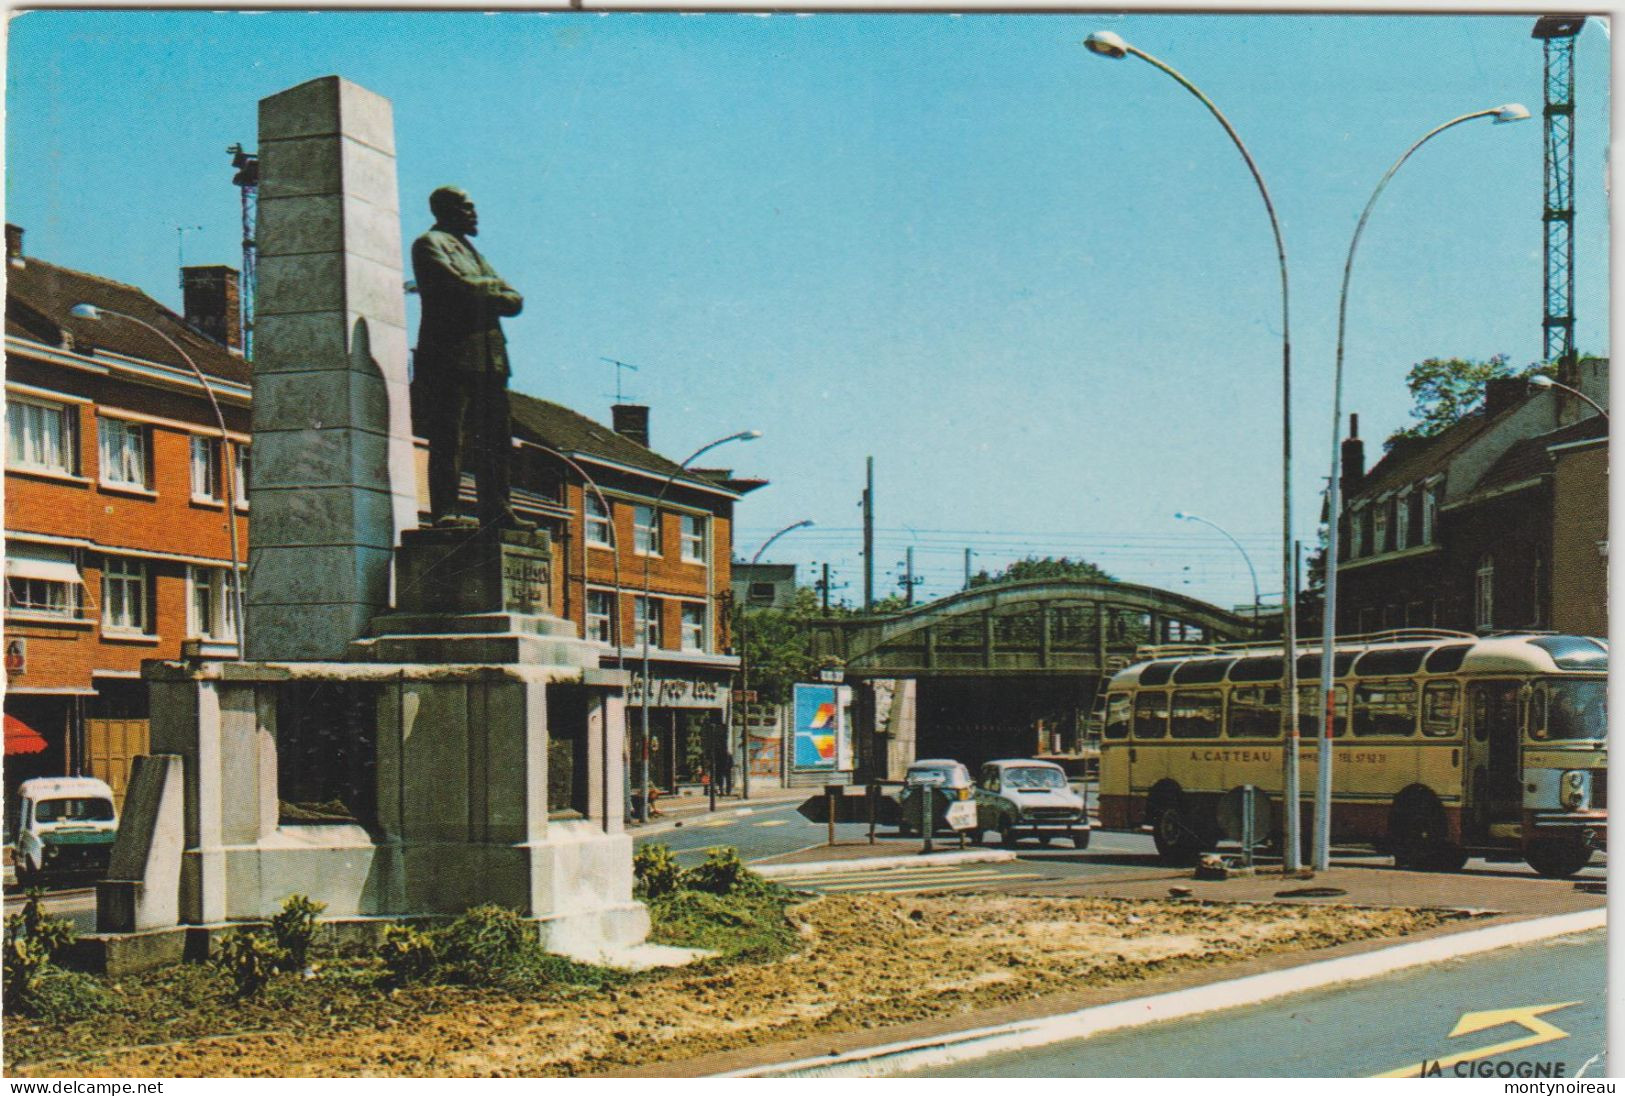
[{"x1": 411, "y1": 186, "x2": 532, "y2": 530}]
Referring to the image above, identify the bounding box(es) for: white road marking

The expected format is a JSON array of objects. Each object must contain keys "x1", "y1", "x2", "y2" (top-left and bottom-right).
[
  {"x1": 819, "y1": 873, "x2": 1047, "y2": 895},
  {"x1": 753, "y1": 819, "x2": 789, "y2": 827},
  {"x1": 792, "y1": 865, "x2": 1011, "y2": 884}
]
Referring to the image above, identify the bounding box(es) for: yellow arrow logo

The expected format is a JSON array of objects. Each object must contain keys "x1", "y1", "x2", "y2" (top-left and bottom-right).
[{"x1": 1376, "y1": 1002, "x2": 1581, "y2": 1078}]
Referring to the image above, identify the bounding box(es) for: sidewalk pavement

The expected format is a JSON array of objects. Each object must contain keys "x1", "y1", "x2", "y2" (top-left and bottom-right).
[
  {"x1": 614, "y1": 858, "x2": 1606, "y2": 1077},
  {"x1": 627, "y1": 783, "x2": 809, "y2": 837}
]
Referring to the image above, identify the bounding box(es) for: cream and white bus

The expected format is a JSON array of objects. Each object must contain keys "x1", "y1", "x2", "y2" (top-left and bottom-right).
[{"x1": 1098, "y1": 630, "x2": 1606, "y2": 877}]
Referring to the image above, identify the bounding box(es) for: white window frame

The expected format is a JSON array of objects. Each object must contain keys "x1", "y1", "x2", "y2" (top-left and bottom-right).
[
  {"x1": 680, "y1": 601, "x2": 707, "y2": 652},
  {"x1": 1394, "y1": 488, "x2": 1411, "y2": 550},
  {"x1": 101, "y1": 556, "x2": 149, "y2": 634},
  {"x1": 1421, "y1": 478, "x2": 1442, "y2": 544},
  {"x1": 633, "y1": 504, "x2": 662, "y2": 557},
  {"x1": 190, "y1": 436, "x2": 222, "y2": 502},
  {"x1": 586, "y1": 589, "x2": 615, "y2": 645},
  {"x1": 98, "y1": 417, "x2": 150, "y2": 490},
  {"x1": 680, "y1": 514, "x2": 707, "y2": 564},
  {"x1": 187, "y1": 565, "x2": 238, "y2": 642},
  {"x1": 634, "y1": 595, "x2": 662, "y2": 648},
  {"x1": 1348, "y1": 503, "x2": 1366, "y2": 558},
  {"x1": 1475, "y1": 554, "x2": 1495, "y2": 631},
  {"x1": 232, "y1": 442, "x2": 250, "y2": 510},
  {"x1": 585, "y1": 494, "x2": 612, "y2": 549},
  {"x1": 7, "y1": 396, "x2": 75, "y2": 475},
  {"x1": 1372, "y1": 500, "x2": 1390, "y2": 556},
  {"x1": 5, "y1": 545, "x2": 86, "y2": 621}
]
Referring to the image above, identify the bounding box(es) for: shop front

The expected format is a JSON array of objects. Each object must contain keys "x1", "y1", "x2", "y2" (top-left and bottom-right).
[{"x1": 624, "y1": 665, "x2": 734, "y2": 796}]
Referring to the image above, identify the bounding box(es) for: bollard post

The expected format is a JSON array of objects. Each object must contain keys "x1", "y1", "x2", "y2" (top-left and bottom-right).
[
  {"x1": 867, "y1": 782, "x2": 877, "y2": 845},
  {"x1": 1241, "y1": 784, "x2": 1255, "y2": 868},
  {"x1": 826, "y1": 784, "x2": 838, "y2": 848},
  {"x1": 923, "y1": 783, "x2": 935, "y2": 855}
]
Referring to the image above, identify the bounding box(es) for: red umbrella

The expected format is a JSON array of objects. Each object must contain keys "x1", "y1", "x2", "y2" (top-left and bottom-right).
[{"x1": 4, "y1": 714, "x2": 48, "y2": 756}]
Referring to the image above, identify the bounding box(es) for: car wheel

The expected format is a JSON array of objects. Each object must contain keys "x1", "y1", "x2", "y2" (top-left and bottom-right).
[
  {"x1": 998, "y1": 818, "x2": 1018, "y2": 848},
  {"x1": 1038, "y1": 835, "x2": 1052, "y2": 847},
  {"x1": 14, "y1": 856, "x2": 37, "y2": 886},
  {"x1": 1070, "y1": 828, "x2": 1091, "y2": 850}
]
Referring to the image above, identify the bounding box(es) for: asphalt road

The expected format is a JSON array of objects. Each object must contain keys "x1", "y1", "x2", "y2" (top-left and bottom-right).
[{"x1": 907, "y1": 929, "x2": 1607, "y2": 1078}]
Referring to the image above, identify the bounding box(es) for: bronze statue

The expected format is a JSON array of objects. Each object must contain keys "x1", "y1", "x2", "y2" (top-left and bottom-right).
[{"x1": 411, "y1": 186, "x2": 533, "y2": 530}]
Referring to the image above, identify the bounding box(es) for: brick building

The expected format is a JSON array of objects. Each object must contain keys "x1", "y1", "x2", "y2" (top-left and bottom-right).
[
  {"x1": 1336, "y1": 358, "x2": 1608, "y2": 637},
  {"x1": 491, "y1": 396, "x2": 765, "y2": 794},
  {"x1": 4, "y1": 227, "x2": 249, "y2": 806}
]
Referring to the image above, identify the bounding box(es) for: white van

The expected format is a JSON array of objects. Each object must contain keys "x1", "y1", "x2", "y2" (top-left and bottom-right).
[{"x1": 11, "y1": 776, "x2": 119, "y2": 883}]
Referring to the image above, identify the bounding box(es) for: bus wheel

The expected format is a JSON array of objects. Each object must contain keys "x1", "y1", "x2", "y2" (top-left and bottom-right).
[
  {"x1": 1525, "y1": 838, "x2": 1593, "y2": 879},
  {"x1": 1152, "y1": 800, "x2": 1202, "y2": 866},
  {"x1": 1390, "y1": 792, "x2": 1460, "y2": 871}
]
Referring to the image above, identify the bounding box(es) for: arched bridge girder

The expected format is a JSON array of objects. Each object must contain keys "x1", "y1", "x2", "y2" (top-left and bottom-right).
[{"x1": 807, "y1": 578, "x2": 1263, "y2": 679}]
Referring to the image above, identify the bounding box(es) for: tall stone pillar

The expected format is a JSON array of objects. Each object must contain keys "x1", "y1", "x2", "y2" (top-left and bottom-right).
[{"x1": 247, "y1": 76, "x2": 417, "y2": 661}]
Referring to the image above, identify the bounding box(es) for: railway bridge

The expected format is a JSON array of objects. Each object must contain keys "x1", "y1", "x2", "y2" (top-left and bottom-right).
[{"x1": 803, "y1": 578, "x2": 1264, "y2": 778}]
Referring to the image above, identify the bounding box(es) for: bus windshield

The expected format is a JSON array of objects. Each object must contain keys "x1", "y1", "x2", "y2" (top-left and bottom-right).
[{"x1": 1533, "y1": 680, "x2": 1606, "y2": 742}]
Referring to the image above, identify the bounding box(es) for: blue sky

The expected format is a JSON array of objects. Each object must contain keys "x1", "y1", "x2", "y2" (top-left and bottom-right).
[{"x1": 6, "y1": 11, "x2": 1610, "y2": 610}]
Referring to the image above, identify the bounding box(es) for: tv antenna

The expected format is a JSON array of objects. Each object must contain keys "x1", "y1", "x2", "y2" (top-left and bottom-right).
[
  {"x1": 175, "y1": 225, "x2": 205, "y2": 288},
  {"x1": 601, "y1": 357, "x2": 644, "y2": 403}
]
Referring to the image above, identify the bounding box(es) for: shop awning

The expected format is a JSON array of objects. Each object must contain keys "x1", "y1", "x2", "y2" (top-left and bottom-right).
[{"x1": 4, "y1": 714, "x2": 49, "y2": 756}]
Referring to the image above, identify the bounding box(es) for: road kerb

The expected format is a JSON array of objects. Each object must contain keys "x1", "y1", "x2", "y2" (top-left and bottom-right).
[
  {"x1": 753, "y1": 849, "x2": 1018, "y2": 880},
  {"x1": 722, "y1": 906, "x2": 1607, "y2": 1077}
]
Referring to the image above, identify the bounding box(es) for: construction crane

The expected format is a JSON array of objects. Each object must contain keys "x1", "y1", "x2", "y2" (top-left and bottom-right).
[
  {"x1": 228, "y1": 143, "x2": 259, "y2": 360},
  {"x1": 1532, "y1": 16, "x2": 1585, "y2": 366}
]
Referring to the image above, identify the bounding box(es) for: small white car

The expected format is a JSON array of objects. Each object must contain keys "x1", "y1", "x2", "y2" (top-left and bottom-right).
[
  {"x1": 974, "y1": 759, "x2": 1090, "y2": 848},
  {"x1": 11, "y1": 776, "x2": 119, "y2": 883}
]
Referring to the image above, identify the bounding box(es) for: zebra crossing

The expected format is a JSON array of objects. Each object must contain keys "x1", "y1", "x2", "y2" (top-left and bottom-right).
[{"x1": 783, "y1": 860, "x2": 1051, "y2": 896}]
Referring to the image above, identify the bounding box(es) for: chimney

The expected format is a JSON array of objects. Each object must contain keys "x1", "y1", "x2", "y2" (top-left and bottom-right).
[
  {"x1": 612, "y1": 404, "x2": 650, "y2": 448},
  {"x1": 181, "y1": 266, "x2": 242, "y2": 352},
  {"x1": 1484, "y1": 376, "x2": 1528, "y2": 418},
  {"x1": 1340, "y1": 413, "x2": 1365, "y2": 496},
  {"x1": 6, "y1": 224, "x2": 24, "y2": 267}
]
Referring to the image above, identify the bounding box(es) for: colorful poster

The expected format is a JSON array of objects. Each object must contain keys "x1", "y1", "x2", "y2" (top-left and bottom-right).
[{"x1": 792, "y1": 684, "x2": 841, "y2": 771}]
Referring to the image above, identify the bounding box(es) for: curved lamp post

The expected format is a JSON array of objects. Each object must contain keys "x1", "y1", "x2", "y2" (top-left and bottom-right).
[
  {"x1": 1315, "y1": 103, "x2": 1528, "y2": 870},
  {"x1": 736, "y1": 518, "x2": 814, "y2": 801},
  {"x1": 1175, "y1": 512, "x2": 1261, "y2": 622},
  {"x1": 638, "y1": 429, "x2": 760, "y2": 822},
  {"x1": 1085, "y1": 31, "x2": 1303, "y2": 868},
  {"x1": 1529, "y1": 372, "x2": 1608, "y2": 419},
  {"x1": 70, "y1": 303, "x2": 244, "y2": 655}
]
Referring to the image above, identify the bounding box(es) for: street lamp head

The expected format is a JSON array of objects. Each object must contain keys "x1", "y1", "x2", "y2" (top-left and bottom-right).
[
  {"x1": 1493, "y1": 103, "x2": 1532, "y2": 124},
  {"x1": 69, "y1": 303, "x2": 102, "y2": 320},
  {"x1": 1529, "y1": 373, "x2": 1556, "y2": 389},
  {"x1": 1083, "y1": 31, "x2": 1129, "y2": 59},
  {"x1": 1173, "y1": 511, "x2": 1190, "y2": 521},
  {"x1": 740, "y1": 429, "x2": 764, "y2": 441}
]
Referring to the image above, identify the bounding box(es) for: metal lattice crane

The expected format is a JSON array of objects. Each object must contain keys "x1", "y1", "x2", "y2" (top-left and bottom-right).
[
  {"x1": 1532, "y1": 16, "x2": 1585, "y2": 366},
  {"x1": 229, "y1": 144, "x2": 259, "y2": 360}
]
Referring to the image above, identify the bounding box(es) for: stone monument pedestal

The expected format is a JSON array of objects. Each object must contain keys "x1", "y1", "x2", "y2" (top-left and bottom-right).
[{"x1": 95, "y1": 530, "x2": 654, "y2": 967}]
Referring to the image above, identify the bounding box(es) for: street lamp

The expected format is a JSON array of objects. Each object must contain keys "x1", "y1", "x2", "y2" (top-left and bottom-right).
[
  {"x1": 638, "y1": 429, "x2": 760, "y2": 822},
  {"x1": 1175, "y1": 512, "x2": 1261, "y2": 621},
  {"x1": 736, "y1": 518, "x2": 814, "y2": 801},
  {"x1": 1529, "y1": 373, "x2": 1608, "y2": 419},
  {"x1": 1085, "y1": 31, "x2": 1303, "y2": 868},
  {"x1": 1315, "y1": 104, "x2": 1529, "y2": 871},
  {"x1": 70, "y1": 303, "x2": 244, "y2": 655}
]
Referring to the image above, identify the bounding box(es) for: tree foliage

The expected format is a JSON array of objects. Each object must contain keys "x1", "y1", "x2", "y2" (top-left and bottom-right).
[
  {"x1": 1384, "y1": 355, "x2": 1551, "y2": 451},
  {"x1": 967, "y1": 555, "x2": 1116, "y2": 587}
]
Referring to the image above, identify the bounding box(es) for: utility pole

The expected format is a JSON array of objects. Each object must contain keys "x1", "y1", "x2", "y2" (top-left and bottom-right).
[
  {"x1": 899, "y1": 548, "x2": 923, "y2": 607},
  {"x1": 862, "y1": 457, "x2": 875, "y2": 612},
  {"x1": 1533, "y1": 16, "x2": 1585, "y2": 365},
  {"x1": 821, "y1": 562, "x2": 831, "y2": 614}
]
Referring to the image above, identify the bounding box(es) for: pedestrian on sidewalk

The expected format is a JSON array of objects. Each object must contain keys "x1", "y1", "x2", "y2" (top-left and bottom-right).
[{"x1": 717, "y1": 747, "x2": 735, "y2": 796}]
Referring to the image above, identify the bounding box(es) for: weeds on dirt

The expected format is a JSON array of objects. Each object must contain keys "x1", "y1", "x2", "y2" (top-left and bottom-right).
[
  {"x1": 3, "y1": 891, "x2": 107, "y2": 1021},
  {"x1": 268, "y1": 894, "x2": 326, "y2": 972},
  {"x1": 641, "y1": 845, "x2": 799, "y2": 960},
  {"x1": 632, "y1": 843, "x2": 683, "y2": 899}
]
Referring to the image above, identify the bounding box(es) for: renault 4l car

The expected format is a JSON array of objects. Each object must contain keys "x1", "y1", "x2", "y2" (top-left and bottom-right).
[{"x1": 974, "y1": 759, "x2": 1090, "y2": 848}]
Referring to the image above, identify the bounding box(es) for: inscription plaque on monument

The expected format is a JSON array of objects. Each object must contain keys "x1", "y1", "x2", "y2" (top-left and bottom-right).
[{"x1": 393, "y1": 525, "x2": 553, "y2": 617}]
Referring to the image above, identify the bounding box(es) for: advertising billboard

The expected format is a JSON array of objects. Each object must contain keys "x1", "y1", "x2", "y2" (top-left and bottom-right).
[{"x1": 791, "y1": 683, "x2": 850, "y2": 772}]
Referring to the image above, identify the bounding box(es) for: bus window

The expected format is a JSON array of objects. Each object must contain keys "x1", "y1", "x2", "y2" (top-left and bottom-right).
[
  {"x1": 1104, "y1": 693, "x2": 1132, "y2": 740},
  {"x1": 1170, "y1": 689, "x2": 1222, "y2": 739},
  {"x1": 1421, "y1": 681, "x2": 1460, "y2": 738},
  {"x1": 1133, "y1": 691, "x2": 1169, "y2": 739},
  {"x1": 1353, "y1": 681, "x2": 1418, "y2": 737},
  {"x1": 1297, "y1": 685, "x2": 1347, "y2": 738},
  {"x1": 1228, "y1": 686, "x2": 1281, "y2": 738},
  {"x1": 1531, "y1": 679, "x2": 1606, "y2": 741}
]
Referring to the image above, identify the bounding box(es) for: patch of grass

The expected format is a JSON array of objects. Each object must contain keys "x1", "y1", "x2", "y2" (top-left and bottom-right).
[{"x1": 647, "y1": 881, "x2": 799, "y2": 961}]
